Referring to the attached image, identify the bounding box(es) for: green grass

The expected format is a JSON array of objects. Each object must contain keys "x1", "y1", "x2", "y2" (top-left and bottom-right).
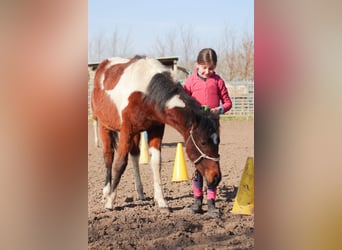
[{"x1": 219, "y1": 115, "x2": 254, "y2": 121}]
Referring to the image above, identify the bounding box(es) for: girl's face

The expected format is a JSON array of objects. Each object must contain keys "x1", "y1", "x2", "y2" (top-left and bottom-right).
[{"x1": 197, "y1": 63, "x2": 216, "y2": 78}]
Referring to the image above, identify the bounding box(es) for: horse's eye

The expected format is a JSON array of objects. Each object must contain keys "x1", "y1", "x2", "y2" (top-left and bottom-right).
[{"x1": 201, "y1": 140, "x2": 207, "y2": 146}]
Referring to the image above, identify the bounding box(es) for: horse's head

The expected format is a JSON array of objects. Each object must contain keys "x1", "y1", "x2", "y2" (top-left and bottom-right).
[{"x1": 185, "y1": 112, "x2": 221, "y2": 188}]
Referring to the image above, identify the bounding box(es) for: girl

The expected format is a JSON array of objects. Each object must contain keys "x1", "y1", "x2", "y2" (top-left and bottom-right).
[{"x1": 184, "y1": 48, "x2": 232, "y2": 217}]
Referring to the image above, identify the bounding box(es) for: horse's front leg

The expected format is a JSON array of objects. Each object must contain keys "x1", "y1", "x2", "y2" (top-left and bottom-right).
[{"x1": 148, "y1": 125, "x2": 169, "y2": 210}]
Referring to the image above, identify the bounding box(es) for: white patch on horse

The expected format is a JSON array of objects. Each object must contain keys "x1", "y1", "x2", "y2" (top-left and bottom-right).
[
  {"x1": 108, "y1": 57, "x2": 129, "y2": 66},
  {"x1": 103, "y1": 182, "x2": 111, "y2": 197},
  {"x1": 130, "y1": 154, "x2": 145, "y2": 200},
  {"x1": 106, "y1": 58, "x2": 168, "y2": 123},
  {"x1": 149, "y1": 147, "x2": 168, "y2": 208},
  {"x1": 103, "y1": 182, "x2": 112, "y2": 209},
  {"x1": 103, "y1": 182, "x2": 117, "y2": 210},
  {"x1": 211, "y1": 133, "x2": 218, "y2": 145},
  {"x1": 165, "y1": 94, "x2": 186, "y2": 109},
  {"x1": 99, "y1": 57, "x2": 129, "y2": 90}
]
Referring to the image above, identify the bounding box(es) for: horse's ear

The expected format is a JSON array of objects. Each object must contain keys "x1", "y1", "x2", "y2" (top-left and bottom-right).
[{"x1": 194, "y1": 113, "x2": 201, "y2": 126}]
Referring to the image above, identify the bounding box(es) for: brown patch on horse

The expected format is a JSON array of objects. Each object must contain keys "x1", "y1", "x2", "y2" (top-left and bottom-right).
[
  {"x1": 103, "y1": 56, "x2": 143, "y2": 90},
  {"x1": 91, "y1": 87, "x2": 121, "y2": 131},
  {"x1": 122, "y1": 92, "x2": 160, "y2": 130}
]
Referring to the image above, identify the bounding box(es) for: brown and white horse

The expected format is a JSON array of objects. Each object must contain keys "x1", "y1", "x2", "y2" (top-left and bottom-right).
[{"x1": 91, "y1": 56, "x2": 221, "y2": 210}]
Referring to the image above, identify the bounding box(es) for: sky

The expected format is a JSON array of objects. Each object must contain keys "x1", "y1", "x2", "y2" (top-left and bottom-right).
[{"x1": 88, "y1": 0, "x2": 254, "y2": 59}]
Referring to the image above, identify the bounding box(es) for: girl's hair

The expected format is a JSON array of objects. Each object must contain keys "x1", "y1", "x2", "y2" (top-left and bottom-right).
[{"x1": 196, "y1": 48, "x2": 217, "y2": 65}]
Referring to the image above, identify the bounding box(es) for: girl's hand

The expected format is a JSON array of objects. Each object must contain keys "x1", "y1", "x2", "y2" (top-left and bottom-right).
[{"x1": 211, "y1": 107, "x2": 221, "y2": 115}]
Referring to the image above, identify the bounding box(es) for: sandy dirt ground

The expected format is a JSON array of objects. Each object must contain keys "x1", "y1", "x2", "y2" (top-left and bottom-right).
[{"x1": 88, "y1": 120, "x2": 254, "y2": 249}]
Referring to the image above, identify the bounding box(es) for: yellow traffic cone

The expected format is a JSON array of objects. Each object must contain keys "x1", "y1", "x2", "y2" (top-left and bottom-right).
[
  {"x1": 231, "y1": 157, "x2": 254, "y2": 215},
  {"x1": 172, "y1": 143, "x2": 189, "y2": 182},
  {"x1": 139, "y1": 132, "x2": 149, "y2": 164}
]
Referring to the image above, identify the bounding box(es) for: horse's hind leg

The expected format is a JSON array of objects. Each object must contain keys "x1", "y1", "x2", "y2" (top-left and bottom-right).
[
  {"x1": 99, "y1": 124, "x2": 117, "y2": 210},
  {"x1": 109, "y1": 126, "x2": 132, "y2": 203},
  {"x1": 148, "y1": 125, "x2": 168, "y2": 209},
  {"x1": 129, "y1": 133, "x2": 145, "y2": 200}
]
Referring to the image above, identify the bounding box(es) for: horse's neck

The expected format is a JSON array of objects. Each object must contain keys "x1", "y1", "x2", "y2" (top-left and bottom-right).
[{"x1": 163, "y1": 109, "x2": 192, "y2": 140}]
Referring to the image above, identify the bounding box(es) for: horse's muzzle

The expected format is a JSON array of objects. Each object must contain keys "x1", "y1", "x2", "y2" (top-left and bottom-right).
[{"x1": 207, "y1": 174, "x2": 221, "y2": 189}]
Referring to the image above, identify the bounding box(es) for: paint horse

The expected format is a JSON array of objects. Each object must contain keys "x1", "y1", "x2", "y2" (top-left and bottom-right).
[{"x1": 91, "y1": 56, "x2": 221, "y2": 210}]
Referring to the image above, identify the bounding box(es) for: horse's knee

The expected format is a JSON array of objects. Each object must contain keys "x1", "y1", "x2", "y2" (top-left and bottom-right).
[
  {"x1": 111, "y1": 158, "x2": 128, "y2": 191},
  {"x1": 114, "y1": 158, "x2": 128, "y2": 174},
  {"x1": 103, "y1": 151, "x2": 114, "y2": 166}
]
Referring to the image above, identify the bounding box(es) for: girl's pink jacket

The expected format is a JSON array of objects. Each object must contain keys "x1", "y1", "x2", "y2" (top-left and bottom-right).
[{"x1": 183, "y1": 69, "x2": 232, "y2": 113}]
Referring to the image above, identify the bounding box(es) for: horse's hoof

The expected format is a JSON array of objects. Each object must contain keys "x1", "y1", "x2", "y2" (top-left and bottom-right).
[
  {"x1": 159, "y1": 207, "x2": 171, "y2": 214},
  {"x1": 104, "y1": 201, "x2": 113, "y2": 211},
  {"x1": 136, "y1": 195, "x2": 145, "y2": 201}
]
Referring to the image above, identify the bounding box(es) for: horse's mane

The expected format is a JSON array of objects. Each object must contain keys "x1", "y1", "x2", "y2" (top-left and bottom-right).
[
  {"x1": 145, "y1": 71, "x2": 219, "y2": 132},
  {"x1": 145, "y1": 71, "x2": 198, "y2": 110}
]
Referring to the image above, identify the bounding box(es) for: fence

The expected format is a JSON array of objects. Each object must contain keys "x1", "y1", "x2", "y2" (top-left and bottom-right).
[{"x1": 224, "y1": 81, "x2": 254, "y2": 119}]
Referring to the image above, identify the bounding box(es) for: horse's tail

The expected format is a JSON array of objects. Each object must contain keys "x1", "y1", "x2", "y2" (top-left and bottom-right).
[
  {"x1": 90, "y1": 82, "x2": 100, "y2": 147},
  {"x1": 92, "y1": 117, "x2": 100, "y2": 148}
]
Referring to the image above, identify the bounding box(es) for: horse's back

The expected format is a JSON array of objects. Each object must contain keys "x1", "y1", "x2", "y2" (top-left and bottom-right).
[
  {"x1": 91, "y1": 56, "x2": 170, "y2": 129},
  {"x1": 94, "y1": 56, "x2": 168, "y2": 91}
]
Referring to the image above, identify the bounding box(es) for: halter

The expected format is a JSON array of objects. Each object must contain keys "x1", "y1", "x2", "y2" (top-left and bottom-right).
[{"x1": 186, "y1": 127, "x2": 220, "y2": 164}]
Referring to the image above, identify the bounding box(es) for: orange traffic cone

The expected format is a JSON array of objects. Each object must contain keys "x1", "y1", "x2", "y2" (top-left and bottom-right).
[
  {"x1": 231, "y1": 157, "x2": 254, "y2": 215},
  {"x1": 172, "y1": 143, "x2": 189, "y2": 182},
  {"x1": 139, "y1": 132, "x2": 149, "y2": 164}
]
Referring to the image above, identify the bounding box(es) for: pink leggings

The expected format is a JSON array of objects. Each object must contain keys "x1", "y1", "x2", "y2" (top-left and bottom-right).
[{"x1": 192, "y1": 170, "x2": 217, "y2": 200}]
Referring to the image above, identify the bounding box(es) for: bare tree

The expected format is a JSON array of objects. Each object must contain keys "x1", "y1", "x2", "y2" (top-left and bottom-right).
[
  {"x1": 152, "y1": 29, "x2": 178, "y2": 57},
  {"x1": 89, "y1": 25, "x2": 254, "y2": 81},
  {"x1": 153, "y1": 36, "x2": 167, "y2": 57},
  {"x1": 151, "y1": 25, "x2": 199, "y2": 71},
  {"x1": 217, "y1": 27, "x2": 238, "y2": 81},
  {"x1": 240, "y1": 33, "x2": 254, "y2": 81},
  {"x1": 179, "y1": 25, "x2": 199, "y2": 71},
  {"x1": 119, "y1": 31, "x2": 133, "y2": 57},
  {"x1": 89, "y1": 33, "x2": 106, "y2": 62},
  {"x1": 217, "y1": 26, "x2": 254, "y2": 81},
  {"x1": 109, "y1": 30, "x2": 119, "y2": 56},
  {"x1": 111, "y1": 30, "x2": 134, "y2": 57},
  {"x1": 89, "y1": 30, "x2": 134, "y2": 62}
]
